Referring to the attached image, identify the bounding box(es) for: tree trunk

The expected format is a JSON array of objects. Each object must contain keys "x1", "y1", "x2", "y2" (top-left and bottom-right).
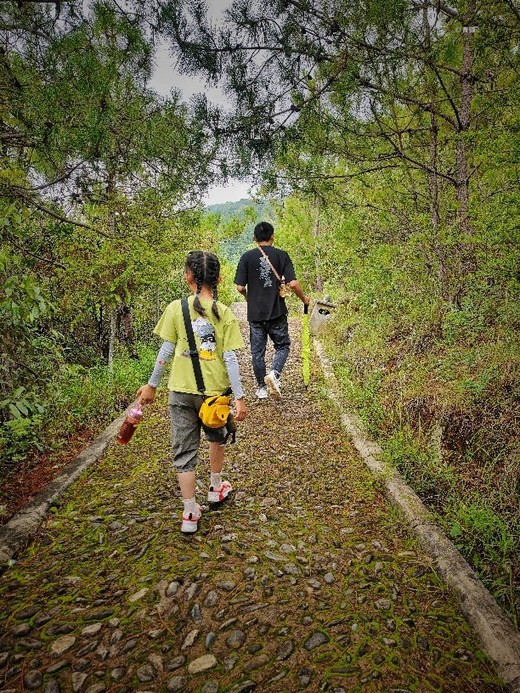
[
  {"x1": 456, "y1": 0, "x2": 476, "y2": 240},
  {"x1": 108, "y1": 308, "x2": 117, "y2": 373},
  {"x1": 452, "y1": 0, "x2": 477, "y2": 305},
  {"x1": 106, "y1": 175, "x2": 118, "y2": 369},
  {"x1": 429, "y1": 113, "x2": 450, "y2": 299},
  {"x1": 119, "y1": 303, "x2": 138, "y2": 359},
  {"x1": 423, "y1": 4, "x2": 449, "y2": 300}
]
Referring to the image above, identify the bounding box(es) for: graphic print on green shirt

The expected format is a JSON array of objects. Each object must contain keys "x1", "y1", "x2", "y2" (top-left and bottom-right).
[{"x1": 153, "y1": 296, "x2": 244, "y2": 396}]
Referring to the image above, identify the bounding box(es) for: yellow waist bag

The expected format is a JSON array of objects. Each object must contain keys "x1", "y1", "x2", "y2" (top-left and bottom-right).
[
  {"x1": 181, "y1": 298, "x2": 236, "y2": 443},
  {"x1": 199, "y1": 393, "x2": 231, "y2": 429}
]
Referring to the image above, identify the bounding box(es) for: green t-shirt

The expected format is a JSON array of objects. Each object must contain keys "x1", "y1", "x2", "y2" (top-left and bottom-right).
[{"x1": 153, "y1": 296, "x2": 244, "y2": 396}]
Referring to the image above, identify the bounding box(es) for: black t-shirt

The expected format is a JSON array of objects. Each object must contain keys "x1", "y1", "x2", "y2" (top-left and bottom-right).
[{"x1": 234, "y1": 245, "x2": 297, "y2": 322}]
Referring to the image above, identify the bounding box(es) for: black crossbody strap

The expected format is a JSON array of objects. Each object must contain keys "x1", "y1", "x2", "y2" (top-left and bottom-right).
[{"x1": 181, "y1": 298, "x2": 206, "y2": 395}]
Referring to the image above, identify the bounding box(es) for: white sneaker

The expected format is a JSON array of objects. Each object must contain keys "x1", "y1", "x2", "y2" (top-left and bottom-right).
[
  {"x1": 255, "y1": 385, "x2": 268, "y2": 399},
  {"x1": 265, "y1": 371, "x2": 281, "y2": 399},
  {"x1": 181, "y1": 504, "x2": 202, "y2": 533},
  {"x1": 207, "y1": 480, "x2": 233, "y2": 504}
]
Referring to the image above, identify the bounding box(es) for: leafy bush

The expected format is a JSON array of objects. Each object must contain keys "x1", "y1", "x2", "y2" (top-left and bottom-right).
[
  {"x1": 0, "y1": 344, "x2": 156, "y2": 481},
  {"x1": 44, "y1": 344, "x2": 156, "y2": 438},
  {"x1": 0, "y1": 415, "x2": 44, "y2": 471}
]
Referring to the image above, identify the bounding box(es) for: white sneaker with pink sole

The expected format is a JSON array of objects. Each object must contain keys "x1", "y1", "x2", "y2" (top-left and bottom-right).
[
  {"x1": 181, "y1": 504, "x2": 202, "y2": 533},
  {"x1": 207, "y1": 480, "x2": 233, "y2": 504}
]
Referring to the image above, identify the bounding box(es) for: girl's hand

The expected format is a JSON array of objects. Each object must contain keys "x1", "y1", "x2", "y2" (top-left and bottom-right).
[
  {"x1": 137, "y1": 384, "x2": 156, "y2": 405},
  {"x1": 234, "y1": 398, "x2": 247, "y2": 422}
]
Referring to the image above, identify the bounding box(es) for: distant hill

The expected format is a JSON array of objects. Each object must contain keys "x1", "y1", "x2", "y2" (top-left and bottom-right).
[
  {"x1": 205, "y1": 198, "x2": 277, "y2": 264},
  {"x1": 205, "y1": 198, "x2": 273, "y2": 221}
]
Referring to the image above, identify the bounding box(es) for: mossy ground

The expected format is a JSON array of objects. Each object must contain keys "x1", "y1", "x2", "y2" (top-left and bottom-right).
[{"x1": 0, "y1": 309, "x2": 505, "y2": 692}]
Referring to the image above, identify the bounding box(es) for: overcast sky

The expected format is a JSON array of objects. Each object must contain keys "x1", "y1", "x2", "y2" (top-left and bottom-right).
[{"x1": 149, "y1": 1, "x2": 256, "y2": 206}]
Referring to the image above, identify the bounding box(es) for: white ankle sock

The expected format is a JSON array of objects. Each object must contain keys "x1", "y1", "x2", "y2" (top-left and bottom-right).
[
  {"x1": 183, "y1": 497, "x2": 198, "y2": 514},
  {"x1": 210, "y1": 473, "x2": 221, "y2": 490}
]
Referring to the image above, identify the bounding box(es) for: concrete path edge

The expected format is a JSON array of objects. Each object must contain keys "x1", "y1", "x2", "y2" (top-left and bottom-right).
[
  {"x1": 314, "y1": 338, "x2": 520, "y2": 693},
  {"x1": 0, "y1": 412, "x2": 126, "y2": 567}
]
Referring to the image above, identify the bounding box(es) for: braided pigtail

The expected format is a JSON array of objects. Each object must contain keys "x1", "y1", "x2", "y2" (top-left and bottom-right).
[
  {"x1": 211, "y1": 275, "x2": 220, "y2": 320},
  {"x1": 193, "y1": 276, "x2": 205, "y2": 316},
  {"x1": 184, "y1": 250, "x2": 221, "y2": 321},
  {"x1": 185, "y1": 251, "x2": 206, "y2": 317}
]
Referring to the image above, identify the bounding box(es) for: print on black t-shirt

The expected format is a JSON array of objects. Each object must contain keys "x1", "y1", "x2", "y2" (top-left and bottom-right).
[{"x1": 234, "y1": 246, "x2": 297, "y2": 322}]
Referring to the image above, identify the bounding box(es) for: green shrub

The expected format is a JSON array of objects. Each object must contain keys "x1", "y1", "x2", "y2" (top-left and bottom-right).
[
  {"x1": 45, "y1": 344, "x2": 156, "y2": 437},
  {"x1": 0, "y1": 415, "x2": 44, "y2": 474},
  {"x1": 0, "y1": 344, "x2": 156, "y2": 480}
]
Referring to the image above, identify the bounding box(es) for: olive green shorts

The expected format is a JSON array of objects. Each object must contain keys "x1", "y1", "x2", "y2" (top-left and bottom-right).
[{"x1": 168, "y1": 391, "x2": 227, "y2": 472}]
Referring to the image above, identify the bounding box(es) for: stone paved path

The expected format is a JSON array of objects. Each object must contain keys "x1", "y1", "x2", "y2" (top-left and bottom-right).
[{"x1": 0, "y1": 307, "x2": 505, "y2": 692}]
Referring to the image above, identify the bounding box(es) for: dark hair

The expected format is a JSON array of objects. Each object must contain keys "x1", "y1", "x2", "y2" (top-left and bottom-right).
[
  {"x1": 185, "y1": 251, "x2": 221, "y2": 320},
  {"x1": 254, "y1": 221, "x2": 274, "y2": 243}
]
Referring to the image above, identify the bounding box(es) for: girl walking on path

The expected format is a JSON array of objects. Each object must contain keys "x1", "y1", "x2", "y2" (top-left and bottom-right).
[{"x1": 137, "y1": 251, "x2": 247, "y2": 533}]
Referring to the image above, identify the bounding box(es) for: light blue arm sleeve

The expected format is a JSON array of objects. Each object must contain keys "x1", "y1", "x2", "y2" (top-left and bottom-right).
[
  {"x1": 148, "y1": 341, "x2": 175, "y2": 387},
  {"x1": 223, "y1": 350, "x2": 244, "y2": 399}
]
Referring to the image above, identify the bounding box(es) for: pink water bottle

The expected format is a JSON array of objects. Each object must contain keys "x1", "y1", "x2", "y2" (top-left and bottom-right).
[{"x1": 116, "y1": 401, "x2": 143, "y2": 444}]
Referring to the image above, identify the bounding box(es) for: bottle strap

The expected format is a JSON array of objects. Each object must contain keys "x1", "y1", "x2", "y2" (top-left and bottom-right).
[{"x1": 181, "y1": 297, "x2": 206, "y2": 395}]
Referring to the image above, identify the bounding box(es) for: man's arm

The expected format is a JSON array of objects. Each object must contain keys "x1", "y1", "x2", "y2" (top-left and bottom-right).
[
  {"x1": 236, "y1": 284, "x2": 247, "y2": 300},
  {"x1": 234, "y1": 253, "x2": 248, "y2": 300},
  {"x1": 288, "y1": 280, "x2": 310, "y2": 305}
]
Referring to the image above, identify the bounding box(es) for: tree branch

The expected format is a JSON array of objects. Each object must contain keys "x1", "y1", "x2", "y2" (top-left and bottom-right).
[
  {"x1": 27, "y1": 159, "x2": 89, "y2": 191},
  {"x1": 370, "y1": 105, "x2": 457, "y2": 184},
  {"x1": 7, "y1": 234, "x2": 66, "y2": 269},
  {"x1": 10, "y1": 188, "x2": 111, "y2": 237},
  {"x1": 499, "y1": 0, "x2": 520, "y2": 22},
  {"x1": 358, "y1": 76, "x2": 458, "y2": 129}
]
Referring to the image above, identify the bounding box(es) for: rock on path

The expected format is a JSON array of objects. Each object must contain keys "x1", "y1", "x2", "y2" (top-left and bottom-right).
[{"x1": 0, "y1": 305, "x2": 505, "y2": 692}]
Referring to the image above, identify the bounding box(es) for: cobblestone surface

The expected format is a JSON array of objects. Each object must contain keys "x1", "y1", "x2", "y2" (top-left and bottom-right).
[{"x1": 0, "y1": 306, "x2": 505, "y2": 692}]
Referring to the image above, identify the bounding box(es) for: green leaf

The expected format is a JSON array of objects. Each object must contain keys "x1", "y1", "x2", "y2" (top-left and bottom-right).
[
  {"x1": 9, "y1": 403, "x2": 21, "y2": 418},
  {"x1": 450, "y1": 523, "x2": 462, "y2": 538},
  {"x1": 16, "y1": 402, "x2": 29, "y2": 416}
]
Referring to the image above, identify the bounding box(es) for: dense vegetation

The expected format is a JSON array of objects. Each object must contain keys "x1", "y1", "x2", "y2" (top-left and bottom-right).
[{"x1": 1, "y1": 1, "x2": 518, "y2": 623}]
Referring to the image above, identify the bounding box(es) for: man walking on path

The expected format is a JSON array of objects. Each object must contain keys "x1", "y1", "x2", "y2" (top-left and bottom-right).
[{"x1": 235, "y1": 221, "x2": 310, "y2": 399}]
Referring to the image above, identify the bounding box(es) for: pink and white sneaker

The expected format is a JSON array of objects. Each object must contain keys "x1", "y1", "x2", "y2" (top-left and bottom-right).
[
  {"x1": 181, "y1": 504, "x2": 202, "y2": 533},
  {"x1": 207, "y1": 480, "x2": 233, "y2": 504}
]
